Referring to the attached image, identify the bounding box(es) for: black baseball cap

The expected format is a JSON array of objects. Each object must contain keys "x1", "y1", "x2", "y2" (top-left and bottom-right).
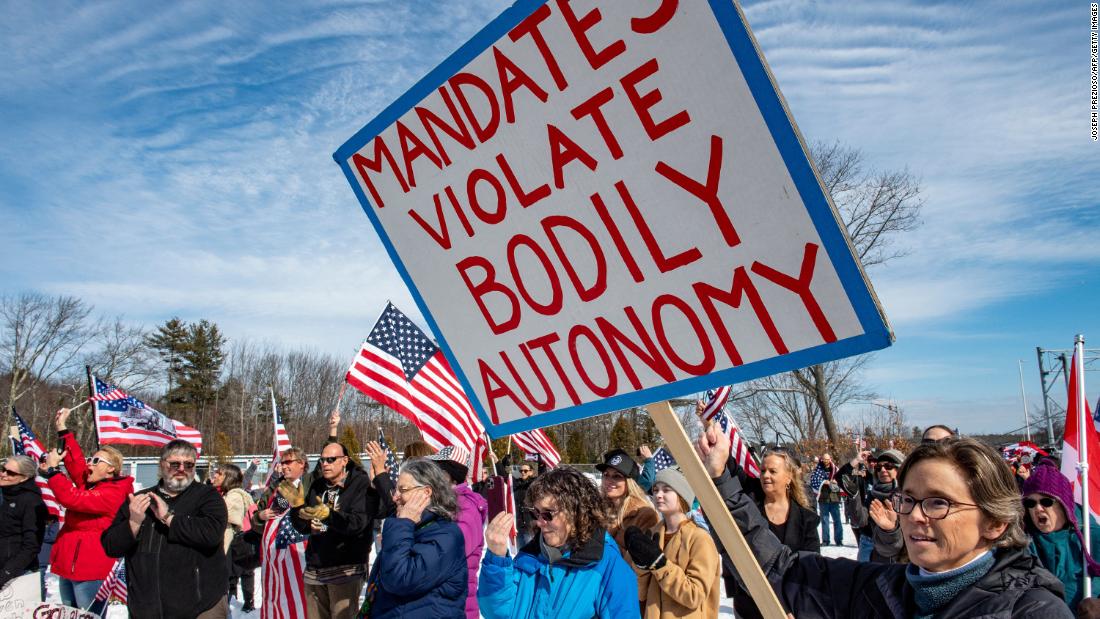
[{"x1": 595, "y1": 449, "x2": 639, "y2": 479}]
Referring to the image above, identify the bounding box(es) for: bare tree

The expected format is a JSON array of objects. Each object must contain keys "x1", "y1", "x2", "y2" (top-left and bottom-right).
[
  {"x1": 742, "y1": 142, "x2": 922, "y2": 447},
  {"x1": 1, "y1": 293, "x2": 94, "y2": 427}
]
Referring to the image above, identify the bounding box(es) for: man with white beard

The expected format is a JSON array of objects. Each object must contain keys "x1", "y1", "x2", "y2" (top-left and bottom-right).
[{"x1": 102, "y1": 439, "x2": 229, "y2": 618}]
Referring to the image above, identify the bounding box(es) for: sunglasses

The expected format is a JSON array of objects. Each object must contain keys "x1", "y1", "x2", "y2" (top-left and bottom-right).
[
  {"x1": 318, "y1": 456, "x2": 345, "y2": 464},
  {"x1": 519, "y1": 468, "x2": 532, "y2": 473},
  {"x1": 280, "y1": 459, "x2": 300, "y2": 466},
  {"x1": 163, "y1": 460, "x2": 195, "y2": 471},
  {"x1": 1023, "y1": 497, "x2": 1057, "y2": 509},
  {"x1": 86, "y1": 456, "x2": 110, "y2": 466},
  {"x1": 522, "y1": 507, "x2": 560, "y2": 523},
  {"x1": 0, "y1": 468, "x2": 23, "y2": 477},
  {"x1": 876, "y1": 462, "x2": 898, "y2": 471}
]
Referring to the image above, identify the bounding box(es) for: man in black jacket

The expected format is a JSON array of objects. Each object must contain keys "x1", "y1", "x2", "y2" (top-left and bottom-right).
[
  {"x1": 102, "y1": 440, "x2": 228, "y2": 619},
  {"x1": 284, "y1": 441, "x2": 392, "y2": 619}
]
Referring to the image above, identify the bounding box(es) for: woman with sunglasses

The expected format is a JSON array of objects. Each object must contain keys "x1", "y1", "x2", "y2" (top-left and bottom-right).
[
  {"x1": 698, "y1": 429, "x2": 1074, "y2": 618},
  {"x1": 0, "y1": 455, "x2": 47, "y2": 595},
  {"x1": 479, "y1": 466, "x2": 640, "y2": 619},
  {"x1": 1020, "y1": 462, "x2": 1100, "y2": 612},
  {"x1": 360, "y1": 458, "x2": 466, "y2": 618},
  {"x1": 841, "y1": 449, "x2": 905, "y2": 564},
  {"x1": 722, "y1": 448, "x2": 819, "y2": 619},
  {"x1": 39, "y1": 407, "x2": 132, "y2": 612}
]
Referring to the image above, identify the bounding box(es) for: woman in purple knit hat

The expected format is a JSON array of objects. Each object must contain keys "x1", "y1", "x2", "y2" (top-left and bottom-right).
[{"x1": 1021, "y1": 462, "x2": 1100, "y2": 611}]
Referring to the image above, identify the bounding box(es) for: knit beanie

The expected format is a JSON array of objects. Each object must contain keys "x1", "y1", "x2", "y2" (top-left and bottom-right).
[
  {"x1": 1021, "y1": 462, "x2": 1100, "y2": 577},
  {"x1": 654, "y1": 468, "x2": 695, "y2": 507}
]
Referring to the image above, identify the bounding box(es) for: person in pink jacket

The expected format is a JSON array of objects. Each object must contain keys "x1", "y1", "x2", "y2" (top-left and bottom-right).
[{"x1": 428, "y1": 446, "x2": 487, "y2": 619}]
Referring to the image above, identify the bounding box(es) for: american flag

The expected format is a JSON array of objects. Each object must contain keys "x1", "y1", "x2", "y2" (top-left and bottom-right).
[
  {"x1": 9, "y1": 409, "x2": 63, "y2": 520},
  {"x1": 265, "y1": 388, "x2": 292, "y2": 487},
  {"x1": 701, "y1": 389, "x2": 760, "y2": 478},
  {"x1": 472, "y1": 435, "x2": 490, "y2": 483},
  {"x1": 345, "y1": 302, "x2": 483, "y2": 453},
  {"x1": 94, "y1": 559, "x2": 127, "y2": 604},
  {"x1": 652, "y1": 447, "x2": 676, "y2": 472},
  {"x1": 91, "y1": 377, "x2": 203, "y2": 451},
  {"x1": 511, "y1": 429, "x2": 560, "y2": 468},
  {"x1": 699, "y1": 385, "x2": 731, "y2": 422},
  {"x1": 262, "y1": 505, "x2": 308, "y2": 619},
  {"x1": 377, "y1": 428, "x2": 399, "y2": 486}
]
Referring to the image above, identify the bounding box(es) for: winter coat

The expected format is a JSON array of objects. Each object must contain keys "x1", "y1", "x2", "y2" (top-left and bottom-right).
[
  {"x1": 222, "y1": 487, "x2": 253, "y2": 553},
  {"x1": 0, "y1": 476, "x2": 47, "y2": 588},
  {"x1": 636, "y1": 519, "x2": 720, "y2": 619},
  {"x1": 368, "y1": 511, "x2": 467, "y2": 618},
  {"x1": 511, "y1": 476, "x2": 533, "y2": 533},
  {"x1": 610, "y1": 495, "x2": 659, "y2": 562},
  {"x1": 711, "y1": 467, "x2": 1073, "y2": 618},
  {"x1": 809, "y1": 462, "x2": 841, "y2": 503},
  {"x1": 842, "y1": 474, "x2": 904, "y2": 563},
  {"x1": 290, "y1": 465, "x2": 393, "y2": 569},
  {"x1": 478, "y1": 529, "x2": 641, "y2": 619},
  {"x1": 102, "y1": 481, "x2": 229, "y2": 619},
  {"x1": 1027, "y1": 504, "x2": 1100, "y2": 611},
  {"x1": 638, "y1": 458, "x2": 657, "y2": 493},
  {"x1": 46, "y1": 430, "x2": 134, "y2": 581},
  {"x1": 722, "y1": 458, "x2": 819, "y2": 618},
  {"x1": 454, "y1": 483, "x2": 488, "y2": 619}
]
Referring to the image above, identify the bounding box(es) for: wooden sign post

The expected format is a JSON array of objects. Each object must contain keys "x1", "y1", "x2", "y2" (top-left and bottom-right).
[{"x1": 648, "y1": 400, "x2": 786, "y2": 619}]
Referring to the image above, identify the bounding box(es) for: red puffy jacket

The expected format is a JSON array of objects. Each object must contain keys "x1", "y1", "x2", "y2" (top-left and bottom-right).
[{"x1": 47, "y1": 431, "x2": 134, "y2": 581}]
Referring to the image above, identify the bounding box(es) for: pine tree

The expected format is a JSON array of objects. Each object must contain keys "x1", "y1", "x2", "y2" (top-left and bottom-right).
[
  {"x1": 145, "y1": 317, "x2": 189, "y2": 410},
  {"x1": 213, "y1": 431, "x2": 234, "y2": 464},
  {"x1": 340, "y1": 426, "x2": 362, "y2": 465},
  {"x1": 177, "y1": 320, "x2": 226, "y2": 411},
  {"x1": 565, "y1": 430, "x2": 588, "y2": 464},
  {"x1": 609, "y1": 414, "x2": 637, "y2": 454}
]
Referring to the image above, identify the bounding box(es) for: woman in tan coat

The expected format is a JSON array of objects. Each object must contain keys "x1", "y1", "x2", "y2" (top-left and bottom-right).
[
  {"x1": 625, "y1": 468, "x2": 720, "y2": 619},
  {"x1": 598, "y1": 449, "x2": 659, "y2": 557}
]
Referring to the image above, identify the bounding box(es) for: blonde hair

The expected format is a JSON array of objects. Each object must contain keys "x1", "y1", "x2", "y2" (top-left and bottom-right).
[
  {"x1": 97, "y1": 446, "x2": 124, "y2": 475},
  {"x1": 762, "y1": 451, "x2": 810, "y2": 510},
  {"x1": 610, "y1": 478, "x2": 651, "y2": 528}
]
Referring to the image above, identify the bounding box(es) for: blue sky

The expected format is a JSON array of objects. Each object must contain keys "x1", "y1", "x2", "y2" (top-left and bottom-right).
[{"x1": 2, "y1": 0, "x2": 1096, "y2": 436}]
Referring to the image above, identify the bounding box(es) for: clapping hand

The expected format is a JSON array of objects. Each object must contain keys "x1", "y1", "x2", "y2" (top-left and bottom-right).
[
  {"x1": 485, "y1": 512, "x2": 514, "y2": 557},
  {"x1": 299, "y1": 497, "x2": 331, "y2": 522},
  {"x1": 128, "y1": 493, "x2": 151, "y2": 526},
  {"x1": 278, "y1": 480, "x2": 305, "y2": 507},
  {"x1": 364, "y1": 441, "x2": 388, "y2": 479},
  {"x1": 624, "y1": 526, "x2": 666, "y2": 570}
]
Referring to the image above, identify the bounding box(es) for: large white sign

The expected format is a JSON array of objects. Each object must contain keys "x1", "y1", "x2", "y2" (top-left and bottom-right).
[{"x1": 335, "y1": 0, "x2": 891, "y2": 436}]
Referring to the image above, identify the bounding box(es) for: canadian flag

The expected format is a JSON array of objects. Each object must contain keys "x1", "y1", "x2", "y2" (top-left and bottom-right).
[{"x1": 1060, "y1": 345, "x2": 1100, "y2": 523}]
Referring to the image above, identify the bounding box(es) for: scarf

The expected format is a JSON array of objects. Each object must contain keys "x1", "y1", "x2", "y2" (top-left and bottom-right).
[{"x1": 905, "y1": 551, "x2": 994, "y2": 618}]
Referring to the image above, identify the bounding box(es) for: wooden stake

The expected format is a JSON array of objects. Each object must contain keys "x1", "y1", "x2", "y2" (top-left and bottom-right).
[{"x1": 646, "y1": 400, "x2": 786, "y2": 619}]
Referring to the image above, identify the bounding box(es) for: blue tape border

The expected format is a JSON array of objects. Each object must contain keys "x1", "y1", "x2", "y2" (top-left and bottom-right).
[{"x1": 333, "y1": 0, "x2": 892, "y2": 439}]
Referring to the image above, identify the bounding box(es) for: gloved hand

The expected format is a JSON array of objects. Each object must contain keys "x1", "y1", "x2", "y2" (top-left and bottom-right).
[
  {"x1": 298, "y1": 497, "x2": 331, "y2": 522},
  {"x1": 277, "y1": 480, "x2": 305, "y2": 508},
  {"x1": 624, "y1": 525, "x2": 665, "y2": 570}
]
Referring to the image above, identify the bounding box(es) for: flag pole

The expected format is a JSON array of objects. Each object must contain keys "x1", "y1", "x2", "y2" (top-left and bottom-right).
[
  {"x1": 1018, "y1": 360, "x2": 1031, "y2": 443},
  {"x1": 1076, "y1": 334, "x2": 1091, "y2": 598},
  {"x1": 85, "y1": 365, "x2": 99, "y2": 447}
]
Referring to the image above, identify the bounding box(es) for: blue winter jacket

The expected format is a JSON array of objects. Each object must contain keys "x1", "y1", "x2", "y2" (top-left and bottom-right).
[
  {"x1": 368, "y1": 511, "x2": 467, "y2": 618},
  {"x1": 478, "y1": 529, "x2": 640, "y2": 619}
]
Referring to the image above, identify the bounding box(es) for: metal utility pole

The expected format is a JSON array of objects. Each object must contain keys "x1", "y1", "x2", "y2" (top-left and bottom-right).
[
  {"x1": 1018, "y1": 360, "x2": 1031, "y2": 442},
  {"x1": 1037, "y1": 345, "x2": 1100, "y2": 447}
]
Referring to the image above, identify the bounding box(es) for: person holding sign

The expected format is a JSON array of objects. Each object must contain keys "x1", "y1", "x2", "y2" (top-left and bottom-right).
[
  {"x1": 625, "y1": 467, "x2": 720, "y2": 619},
  {"x1": 478, "y1": 466, "x2": 640, "y2": 619},
  {"x1": 697, "y1": 428, "x2": 1074, "y2": 618},
  {"x1": 596, "y1": 449, "x2": 658, "y2": 562}
]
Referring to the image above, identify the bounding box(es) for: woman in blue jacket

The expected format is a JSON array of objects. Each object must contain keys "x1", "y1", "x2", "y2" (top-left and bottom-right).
[
  {"x1": 360, "y1": 458, "x2": 466, "y2": 618},
  {"x1": 478, "y1": 466, "x2": 640, "y2": 619}
]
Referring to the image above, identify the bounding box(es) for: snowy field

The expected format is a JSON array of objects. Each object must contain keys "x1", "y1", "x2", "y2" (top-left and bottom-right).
[{"x1": 45, "y1": 539, "x2": 859, "y2": 618}]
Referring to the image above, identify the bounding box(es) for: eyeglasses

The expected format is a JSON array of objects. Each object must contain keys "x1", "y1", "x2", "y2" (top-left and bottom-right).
[
  {"x1": 162, "y1": 460, "x2": 196, "y2": 471},
  {"x1": 1023, "y1": 497, "x2": 1057, "y2": 509},
  {"x1": 319, "y1": 456, "x2": 345, "y2": 464},
  {"x1": 892, "y1": 494, "x2": 978, "y2": 520},
  {"x1": 877, "y1": 462, "x2": 898, "y2": 471},
  {"x1": 522, "y1": 507, "x2": 560, "y2": 523},
  {"x1": 280, "y1": 459, "x2": 300, "y2": 466},
  {"x1": 0, "y1": 468, "x2": 23, "y2": 477},
  {"x1": 392, "y1": 485, "x2": 426, "y2": 496}
]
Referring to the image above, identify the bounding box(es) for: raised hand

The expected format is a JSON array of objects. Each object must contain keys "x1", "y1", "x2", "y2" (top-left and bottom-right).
[
  {"x1": 364, "y1": 441, "x2": 388, "y2": 479},
  {"x1": 395, "y1": 489, "x2": 431, "y2": 522},
  {"x1": 638, "y1": 444, "x2": 653, "y2": 460},
  {"x1": 327, "y1": 409, "x2": 341, "y2": 435},
  {"x1": 43, "y1": 449, "x2": 65, "y2": 469},
  {"x1": 485, "y1": 511, "x2": 514, "y2": 557},
  {"x1": 869, "y1": 498, "x2": 898, "y2": 530},
  {"x1": 55, "y1": 408, "x2": 71, "y2": 431},
  {"x1": 695, "y1": 423, "x2": 730, "y2": 477}
]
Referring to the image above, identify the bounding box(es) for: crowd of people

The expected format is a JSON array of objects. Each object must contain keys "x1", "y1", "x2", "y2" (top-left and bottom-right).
[{"x1": 3, "y1": 408, "x2": 1100, "y2": 618}]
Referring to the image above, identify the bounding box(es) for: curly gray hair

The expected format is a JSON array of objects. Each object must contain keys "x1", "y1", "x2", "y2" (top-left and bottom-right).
[{"x1": 399, "y1": 458, "x2": 458, "y2": 521}]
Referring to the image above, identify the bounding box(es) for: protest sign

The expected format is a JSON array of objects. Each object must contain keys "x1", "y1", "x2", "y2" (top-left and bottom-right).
[
  {"x1": 334, "y1": 0, "x2": 891, "y2": 437},
  {"x1": 0, "y1": 572, "x2": 39, "y2": 618}
]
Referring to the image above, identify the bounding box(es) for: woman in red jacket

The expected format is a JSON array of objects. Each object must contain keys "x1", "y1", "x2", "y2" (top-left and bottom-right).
[{"x1": 39, "y1": 408, "x2": 133, "y2": 611}]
